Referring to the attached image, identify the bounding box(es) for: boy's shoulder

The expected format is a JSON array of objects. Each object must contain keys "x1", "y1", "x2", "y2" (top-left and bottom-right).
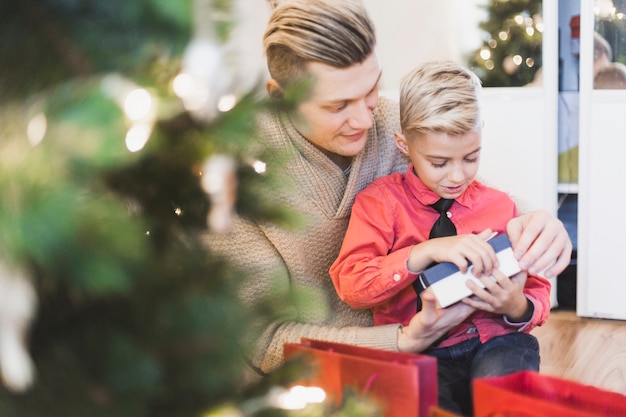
[
  {"x1": 356, "y1": 171, "x2": 405, "y2": 200},
  {"x1": 369, "y1": 171, "x2": 405, "y2": 188},
  {"x1": 469, "y1": 180, "x2": 517, "y2": 206}
]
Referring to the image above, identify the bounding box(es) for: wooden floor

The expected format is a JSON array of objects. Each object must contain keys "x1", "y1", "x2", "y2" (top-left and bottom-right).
[{"x1": 532, "y1": 309, "x2": 626, "y2": 396}]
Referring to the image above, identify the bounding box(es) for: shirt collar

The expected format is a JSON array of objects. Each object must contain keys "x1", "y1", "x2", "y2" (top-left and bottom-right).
[{"x1": 404, "y1": 164, "x2": 476, "y2": 209}]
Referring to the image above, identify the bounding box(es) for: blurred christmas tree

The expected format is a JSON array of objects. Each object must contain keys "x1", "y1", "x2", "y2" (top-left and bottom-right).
[
  {"x1": 0, "y1": 1, "x2": 378, "y2": 416},
  {"x1": 467, "y1": 0, "x2": 543, "y2": 87}
]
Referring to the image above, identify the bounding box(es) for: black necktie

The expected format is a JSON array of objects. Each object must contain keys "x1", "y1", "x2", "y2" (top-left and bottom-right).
[
  {"x1": 429, "y1": 198, "x2": 456, "y2": 239},
  {"x1": 412, "y1": 198, "x2": 457, "y2": 312}
]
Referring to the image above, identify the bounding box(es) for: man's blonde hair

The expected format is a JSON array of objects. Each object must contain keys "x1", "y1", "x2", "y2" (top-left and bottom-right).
[
  {"x1": 263, "y1": 0, "x2": 376, "y2": 88},
  {"x1": 399, "y1": 61, "x2": 483, "y2": 138}
]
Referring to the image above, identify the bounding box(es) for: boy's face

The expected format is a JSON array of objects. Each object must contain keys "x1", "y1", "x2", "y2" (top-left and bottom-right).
[
  {"x1": 290, "y1": 53, "x2": 381, "y2": 166},
  {"x1": 395, "y1": 130, "x2": 481, "y2": 200}
]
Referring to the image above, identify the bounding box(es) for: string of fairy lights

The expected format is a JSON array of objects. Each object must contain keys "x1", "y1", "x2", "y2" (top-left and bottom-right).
[{"x1": 476, "y1": 11, "x2": 543, "y2": 76}]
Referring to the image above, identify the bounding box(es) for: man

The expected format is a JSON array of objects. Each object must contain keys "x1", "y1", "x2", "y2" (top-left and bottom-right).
[{"x1": 205, "y1": 0, "x2": 571, "y2": 380}]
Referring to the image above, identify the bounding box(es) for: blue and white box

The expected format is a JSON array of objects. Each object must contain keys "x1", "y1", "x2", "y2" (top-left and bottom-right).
[{"x1": 417, "y1": 234, "x2": 521, "y2": 308}]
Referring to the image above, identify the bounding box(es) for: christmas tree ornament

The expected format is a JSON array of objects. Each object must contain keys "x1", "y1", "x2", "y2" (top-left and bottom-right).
[
  {"x1": 178, "y1": 37, "x2": 230, "y2": 121},
  {"x1": 224, "y1": 0, "x2": 270, "y2": 95},
  {"x1": 0, "y1": 263, "x2": 37, "y2": 393},
  {"x1": 177, "y1": 0, "x2": 269, "y2": 122},
  {"x1": 201, "y1": 154, "x2": 238, "y2": 233},
  {"x1": 177, "y1": 0, "x2": 234, "y2": 122}
]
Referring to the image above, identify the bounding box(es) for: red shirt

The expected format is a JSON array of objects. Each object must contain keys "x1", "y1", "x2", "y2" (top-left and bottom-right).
[{"x1": 330, "y1": 165, "x2": 551, "y2": 348}]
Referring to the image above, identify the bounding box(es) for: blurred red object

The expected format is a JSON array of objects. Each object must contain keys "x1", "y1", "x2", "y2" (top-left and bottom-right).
[
  {"x1": 284, "y1": 338, "x2": 437, "y2": 417},
  {"x1": 473, "y1": 371, "x2": 626, "y2": 417}
]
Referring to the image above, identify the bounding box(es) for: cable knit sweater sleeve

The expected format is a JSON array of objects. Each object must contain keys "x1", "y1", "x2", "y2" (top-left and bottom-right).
[
  {"x1": 203, "y1": 96, "x2": 407, "y2": 377},
  {"x1": 205, "y1": 210, "x2": 401, "y2": 377}
]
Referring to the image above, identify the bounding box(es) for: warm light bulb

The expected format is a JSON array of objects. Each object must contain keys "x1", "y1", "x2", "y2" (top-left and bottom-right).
[
  {"x1": 125, "y1": 122, "x2": 152, "y2": 152},
  {"x1": 217, "y1": 94, "x2": 237, "y2": 112},
  {"x1": 124, "y1": 88, "x2": 152, "y2": 121},
  {"x1": 272, "y1": 386, "x2": 326, "y2": 410},
  {"x1": 252, "y1": 160, "x2": 267, "y2": 174},
  {"x1": 26, "y1": 113, "x2": 47, "y2": 146}
]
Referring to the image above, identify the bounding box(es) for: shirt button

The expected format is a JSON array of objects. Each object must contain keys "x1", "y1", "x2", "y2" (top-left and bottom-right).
[
  {"x1": 446, "y1": 211, "x2": 452, "y2": 218},
  {"x1": 393, "y1": 274, "x2": 401, "y2": 282}
]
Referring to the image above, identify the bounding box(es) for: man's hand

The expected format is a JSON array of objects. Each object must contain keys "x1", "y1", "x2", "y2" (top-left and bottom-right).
[{"x1": 507, "y1": 210, "x2": 572, "y2": 278}]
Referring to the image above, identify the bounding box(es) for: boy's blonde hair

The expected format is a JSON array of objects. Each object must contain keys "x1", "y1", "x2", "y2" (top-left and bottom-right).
[
  {"x1": 263, "y1": 0, "x2": 376, "y2": 89},
  {"x1": 399, "y1": 61, "x2": 482, "y2": 138}
]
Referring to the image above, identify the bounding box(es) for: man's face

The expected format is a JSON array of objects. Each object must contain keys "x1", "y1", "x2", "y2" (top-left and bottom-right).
[{"x1": 291, "y1": 53, "x2": 381, "y2": 164}]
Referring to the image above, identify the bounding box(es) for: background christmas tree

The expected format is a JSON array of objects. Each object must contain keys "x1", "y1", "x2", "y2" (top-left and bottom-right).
[
  {"x1": 467, "y1": 0, "x2": 543, "y2": 87},
  {"x1": 0, "y1": 1, "x2": 378, "y2": 416}
]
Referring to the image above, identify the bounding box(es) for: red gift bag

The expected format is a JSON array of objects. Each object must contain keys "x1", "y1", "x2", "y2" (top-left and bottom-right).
[
  {"x1": 473, "y1": 371, "x2": 626, "y2": 417},
  {"x1": 283, "y1": 338, "x2": 438, "y2": 417}
]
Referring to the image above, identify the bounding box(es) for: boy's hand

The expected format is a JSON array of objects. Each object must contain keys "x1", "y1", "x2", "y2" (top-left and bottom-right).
[
  {"x1": 462, "y1": 270, "x2": 530, "y2": 320},
  {"x1": 410, "y1": 228, "x2": 498, "y2": 277}
]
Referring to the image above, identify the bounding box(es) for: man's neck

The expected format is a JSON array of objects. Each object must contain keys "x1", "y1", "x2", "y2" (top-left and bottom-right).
[{"x1": 324, "y1": 151, "x2": 352, "y2": 172}]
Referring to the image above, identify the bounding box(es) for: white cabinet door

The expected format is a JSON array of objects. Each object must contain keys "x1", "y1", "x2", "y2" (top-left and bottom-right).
[{"x1": 577, "y1": 0, "x2": 626, "y2": 319}]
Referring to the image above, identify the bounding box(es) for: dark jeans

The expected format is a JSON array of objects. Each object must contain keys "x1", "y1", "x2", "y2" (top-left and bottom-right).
[{"x1": 424, "y1": 332, "x2": 540, "y2": 416}]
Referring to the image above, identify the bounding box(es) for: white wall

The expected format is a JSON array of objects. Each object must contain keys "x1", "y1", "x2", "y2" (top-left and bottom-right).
[
  {"x1": 478, "y1": 87, "x2": 553, "y2": 213},
  {"x1": 363, "y1": 0, "x2": 487, "y2": 94}
]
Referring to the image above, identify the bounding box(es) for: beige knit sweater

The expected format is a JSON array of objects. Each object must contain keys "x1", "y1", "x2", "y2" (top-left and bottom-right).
[{"x1": 204, "y1": 96, "x2": 410, "y2": 378}]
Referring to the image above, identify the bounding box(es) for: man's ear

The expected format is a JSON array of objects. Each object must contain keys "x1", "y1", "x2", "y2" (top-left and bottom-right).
[
  {"x1": 394, "y1": 131, "x2": 409, "y2": 155},
  {"x1": 266, "y1": 79, "x2": 284, "y2": 99}
]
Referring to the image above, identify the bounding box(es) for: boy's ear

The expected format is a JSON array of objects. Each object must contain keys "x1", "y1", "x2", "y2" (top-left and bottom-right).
[
  {"x1": 394, "y1": 132, "x2": 409, "y2": 155},
  {"x1": 266, "y1": 79, "x2": 284, "y2": 99}
]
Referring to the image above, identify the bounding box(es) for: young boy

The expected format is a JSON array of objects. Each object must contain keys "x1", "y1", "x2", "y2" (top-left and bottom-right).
[{"x1": 329, "y1": 61, "x2": 552, "y2": 415}]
